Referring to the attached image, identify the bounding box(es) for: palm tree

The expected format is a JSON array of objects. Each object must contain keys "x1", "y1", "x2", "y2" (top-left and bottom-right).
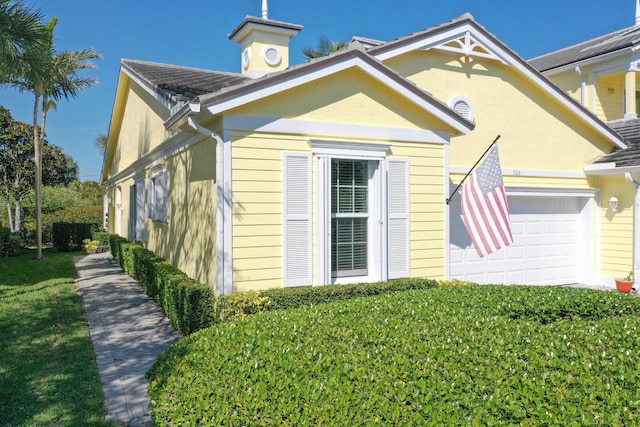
[
  {"x1": 95, "y1": 131, "x2": 108, "y2": 154},
  {"x1": 0, "y1": 0, "x2": 44, "y2": 82},
  {"x1": 11, "y1": 17, "x2": 100, "y2": 259},
  {"x1": 302, "y1": 36, "x2": 350, "y2": 61}
]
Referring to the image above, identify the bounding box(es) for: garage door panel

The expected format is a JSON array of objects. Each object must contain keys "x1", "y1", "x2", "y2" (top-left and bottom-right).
[{"x1": 450, "y1": 196, "x2": 582, "y2": 285}]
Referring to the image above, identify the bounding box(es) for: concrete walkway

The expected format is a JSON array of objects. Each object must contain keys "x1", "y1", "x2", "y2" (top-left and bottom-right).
[{"x1": 74, "y1": 252, "x2": 182, "y2": 426}]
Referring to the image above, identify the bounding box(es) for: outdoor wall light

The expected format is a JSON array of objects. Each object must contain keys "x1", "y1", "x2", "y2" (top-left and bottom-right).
[{"x1": 610, "y1": 196, "x2": 620, "y2": 213}]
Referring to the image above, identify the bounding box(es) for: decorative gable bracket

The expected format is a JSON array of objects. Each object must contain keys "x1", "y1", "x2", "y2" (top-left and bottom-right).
[{"x1": 427, "y1": 31, "x2": 508, "y2": 65}]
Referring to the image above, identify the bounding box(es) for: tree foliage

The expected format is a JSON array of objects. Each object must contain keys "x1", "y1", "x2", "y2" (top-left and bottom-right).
[
  {"x1": 5, "y1": 12, "x2": 100, "y2": 258},
  {"x1": 302, "y1": 36, "x2": 350, "y2": 60},
  {"x1": 0, "y1": 0, "x2": 45, "y2": 82},
  {"x1": 0, "y1": 106, "x2": 79, "y2": 232}
]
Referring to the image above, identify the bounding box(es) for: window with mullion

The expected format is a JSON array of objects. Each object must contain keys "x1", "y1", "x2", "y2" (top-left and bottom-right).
[{"x1": 331, "y1": 159, "x2": 368, "y2": 277}]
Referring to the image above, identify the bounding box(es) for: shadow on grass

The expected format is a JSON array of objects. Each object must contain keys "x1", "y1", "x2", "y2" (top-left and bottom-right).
[{"x1": 0, "y1": 251, "x2": 110, "y2": 426}]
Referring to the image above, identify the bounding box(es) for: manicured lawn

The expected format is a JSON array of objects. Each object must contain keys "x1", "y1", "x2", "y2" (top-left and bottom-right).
[
  {"x1": 0, "y1": 248, "x2": 110, "y2": 426},
  {"x1": 149, "y1": 285, "x2": 640, "y2": 426}
]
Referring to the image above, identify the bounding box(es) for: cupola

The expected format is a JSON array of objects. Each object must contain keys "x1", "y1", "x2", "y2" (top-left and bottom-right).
[{"x1": 228, "y1": 0, "x2": 303, "y2": 77}]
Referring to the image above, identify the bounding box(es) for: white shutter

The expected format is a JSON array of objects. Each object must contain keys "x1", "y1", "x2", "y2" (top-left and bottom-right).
[
  {"x1": 135, "y1": 179, "x2": 146, "y2": 241},
  {"x1": 283, "y1": 153, "x2": 312, "y2": 287},
  {"x1": 387, "y1": 158, "x2": 410, "y2": 279}
]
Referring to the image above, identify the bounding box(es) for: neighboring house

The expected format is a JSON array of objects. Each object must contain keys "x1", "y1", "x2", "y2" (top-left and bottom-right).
[
  {"x1": 529, "y1": 2, "x2": 640, "y2": 287},
  {"x1": 102, "y1": 6, "x2": 629, "y2": 295}
]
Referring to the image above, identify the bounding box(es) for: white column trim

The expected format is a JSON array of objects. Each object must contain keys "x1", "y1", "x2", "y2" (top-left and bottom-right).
[
  {"x1": 444, "y1": 142, "x2": 451, "y2": 280},
  {"x1": 223, "y1": 130, "x2": 233, "y2": 295},
  {"x1": 315, "y1": 155, "x2": 330, "y2": 286}
]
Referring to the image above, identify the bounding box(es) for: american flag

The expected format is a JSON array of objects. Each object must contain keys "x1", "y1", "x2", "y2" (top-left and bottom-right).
[{"x1": 461, "y1": 145, "x2": 513, "y2": 258}]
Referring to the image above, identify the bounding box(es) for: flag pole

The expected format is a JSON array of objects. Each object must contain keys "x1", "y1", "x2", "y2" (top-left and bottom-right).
[{"x1": 445, "y1": 134, "x2": 501, "y2": 205}]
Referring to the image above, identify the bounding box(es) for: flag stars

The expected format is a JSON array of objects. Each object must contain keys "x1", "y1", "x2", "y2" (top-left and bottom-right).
[{"x1": 476, "y1": 148, "x2": 504, "y2": 194}]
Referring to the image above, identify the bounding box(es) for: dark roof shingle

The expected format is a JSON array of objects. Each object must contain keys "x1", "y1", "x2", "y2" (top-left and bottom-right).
[
  {"x1": 121, "y1": 59, "x2": 250, "y2": 106},
  {"x1": 593, "y1": 119, "x2": 640, "y2": 167},
  {"x1": 529, "y1": 25, "x2": 640, "y2": 72}
]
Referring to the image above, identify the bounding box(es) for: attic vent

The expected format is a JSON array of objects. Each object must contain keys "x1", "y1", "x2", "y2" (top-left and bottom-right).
[
  {"x1": 263, "y1": 46, "x2": 282, "y2": 66},
  {"x1": 449, "y1": 95, "x2": 475, "y2": 122}
]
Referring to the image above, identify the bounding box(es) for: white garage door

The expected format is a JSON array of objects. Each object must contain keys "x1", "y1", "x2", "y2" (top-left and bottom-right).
[{"x1": 450, "y1": 196, "x2": 583, "y2": 285}]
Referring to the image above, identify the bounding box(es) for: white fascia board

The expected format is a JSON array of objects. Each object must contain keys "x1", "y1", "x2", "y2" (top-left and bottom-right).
[
  {"x1": 449, "y1": 166, "x2": 587, "y2": 179},
  {"x1": 584, "y1": 164, "x2": 640, "y2": 176},
  {"x1": 222, "y1": 115, "x2": 451, "y2": 144},
  {"x1": 207, "y1": 57, "x2": 472, "y2": 135}
]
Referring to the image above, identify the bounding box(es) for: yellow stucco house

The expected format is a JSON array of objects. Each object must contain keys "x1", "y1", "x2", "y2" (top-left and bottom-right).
[{"x1": 102, "y1": 7, "x2": 631, "y2": 295}]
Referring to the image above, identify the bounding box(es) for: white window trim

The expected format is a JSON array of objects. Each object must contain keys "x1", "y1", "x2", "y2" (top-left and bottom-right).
[
  {"x1": 312, "y1": 140, "x2": 391, "y2": 286},
  {"x1": 149, "y1": 165, "x2": 169, "y2": 223}
]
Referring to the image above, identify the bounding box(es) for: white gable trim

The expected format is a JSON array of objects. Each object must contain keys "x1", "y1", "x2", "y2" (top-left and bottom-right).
[
  {"x1": 223, "y1": 115, "x2": 451, "y2": 144},
  {"x1": 374, "y1": 23, "x2": 510, "y2": 65},
  {"x1": 206, "y1": 56, "x2": 473, "y2": 135},
  {"x1": 371, "y1": 21, "x2": 626, "y2": 150}
]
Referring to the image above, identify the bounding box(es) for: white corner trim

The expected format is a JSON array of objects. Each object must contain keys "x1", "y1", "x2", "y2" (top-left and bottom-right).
[
  {"x1": 222, "y1": 130, "x2": 233, "y2": 296},
  {"x1": 222, "y1": 115, "x2": 451, "y2": 144}
]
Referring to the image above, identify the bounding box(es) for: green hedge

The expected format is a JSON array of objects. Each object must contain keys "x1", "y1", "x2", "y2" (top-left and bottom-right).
[
  {"x1": 108, "y1": 235, "x2": 215, "y2": 335},
  {"x1": 258, "y1": 277, "x2": 439, "y2": 311},
  {"x1": 52, "y1": 222, "x2": 97, "y2": 252},
  {"x1": 0, "y1": 227, "x2": 21, "y2": 256},
  {"x1": 22, "y1": 205, "x2": 103, "y2": 246},
  {"x1": 148, "y1": 286, "x2": 640, "y2": 426}
]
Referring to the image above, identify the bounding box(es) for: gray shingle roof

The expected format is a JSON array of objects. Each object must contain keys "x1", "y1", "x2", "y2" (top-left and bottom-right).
[
  {"x1": 529, "y1": 25, "x2": 640, "y2": 72},
  {"x1": 121, "y1": 59, "x2": 250, "y2": 106},
  {"x1": 593, "y1": 119, "x2": 640, "y2": 167}
]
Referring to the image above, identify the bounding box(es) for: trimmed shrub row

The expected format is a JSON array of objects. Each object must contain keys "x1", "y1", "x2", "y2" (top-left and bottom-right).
[
  {"x1": 108, "y1": 235, "x2": 215, "y2": 335},
  {"x1": 214, "y1": 278, "x2": 439, "y2": 321},
  {"x1": 148, "y1": 286, "x2": 640, "y2": 426},
  {"x1": 261, "y1": 277, "x2": 438, "y2": 310}
]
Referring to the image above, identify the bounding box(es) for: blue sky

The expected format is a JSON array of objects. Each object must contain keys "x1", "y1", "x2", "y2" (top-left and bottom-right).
[{"x1": 0, "y1": 0, "x2": 636, "y2": 182}]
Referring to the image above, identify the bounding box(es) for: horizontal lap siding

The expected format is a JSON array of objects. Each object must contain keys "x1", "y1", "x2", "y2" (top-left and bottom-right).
[
  {"x1": 391, "y1": 142, "x2": 446, "y2": 280},
  {"x1": 147, "y1": 140, "x2": 217, "y2": 289},
  {"x1": 232, "y1": 135, "x2": 309, "y2": 291},
  {"x1": 600, "y1": 176, "x2": 633, "y2": 278}
]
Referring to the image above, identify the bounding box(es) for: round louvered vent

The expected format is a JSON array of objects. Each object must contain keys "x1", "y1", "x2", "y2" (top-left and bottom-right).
[{"x1": 449, "y1": 96, "x2": 475, "y2": 122}]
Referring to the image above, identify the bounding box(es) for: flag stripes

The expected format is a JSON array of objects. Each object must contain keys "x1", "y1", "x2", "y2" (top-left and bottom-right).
[{"x1": 460, "y1": 146, "x2": 513, "y2": 258}]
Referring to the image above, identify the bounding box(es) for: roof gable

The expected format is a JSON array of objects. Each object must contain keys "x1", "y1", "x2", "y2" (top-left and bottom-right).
[
  {"x1": 172, "y1": 45, "x2": 475, "y2": 135},
  {"x1": 367, "y1": 14, "x2": 626, "y2": 150}
]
